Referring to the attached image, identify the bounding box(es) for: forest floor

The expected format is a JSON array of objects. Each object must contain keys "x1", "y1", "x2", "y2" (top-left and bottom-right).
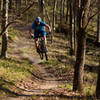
[{"x1": 0, "y1": 23, "x2": 100, "y2": 100}]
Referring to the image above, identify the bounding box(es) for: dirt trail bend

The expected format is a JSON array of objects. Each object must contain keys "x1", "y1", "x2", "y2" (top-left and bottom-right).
[{"x1": 9, "y1": 24, "x2": 68, "y2": 95}]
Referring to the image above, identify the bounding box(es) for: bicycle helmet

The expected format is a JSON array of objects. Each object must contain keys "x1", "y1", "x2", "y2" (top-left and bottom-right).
[{"x1": 36, "y1": 17, "x2": 41, "y2": 22}]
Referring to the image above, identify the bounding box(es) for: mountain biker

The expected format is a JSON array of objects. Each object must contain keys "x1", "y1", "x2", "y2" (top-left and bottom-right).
[{"x1": 29, "y1": 16, "x2": 51, "y2": 53}]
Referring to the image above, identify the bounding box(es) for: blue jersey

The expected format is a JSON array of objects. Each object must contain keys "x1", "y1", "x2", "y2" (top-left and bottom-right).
[
  {"x1": 31, "y1": 21, "x2": 47, "y2": 38},
  {"x1": 31, "y1": 21, "x2": 47, "y2": 33}
]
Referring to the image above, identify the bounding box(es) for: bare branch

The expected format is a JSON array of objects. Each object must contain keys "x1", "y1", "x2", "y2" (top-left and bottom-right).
[
  {"x1": 15, "y1": 2, "x2": 35, "y2": 20},
  {"x1": 85, "y1": 11, "x2": 99, "y2": 29},
  {"x1": 0, "y1": 20, "x2": 20, "y2": 36},
  {"x1": 0, "y1": 2, "x2": 35, "y2": 36}
]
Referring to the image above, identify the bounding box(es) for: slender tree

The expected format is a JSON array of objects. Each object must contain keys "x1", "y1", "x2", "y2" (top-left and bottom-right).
[
  {"x1": 73, "y1": 0, "x2": 91, "y2": 93},
  {"x1": 69, "y1": 0, "x2": 74, "y2": 55},
  {"x1": 0, "y1": 0, "x2": 9, "y2": 58},
  {"x1": 66, "y1": 0, "x2": 69, "y2": 24},
  {"x1": 73, "y1": 0, "x2": 77, "y2": 55},
  {"x1": 60, "y1": 0, "x2": 64, "y2": 26},
  {"x1": 96, "y1": 61, "x2": 100, "y2": 99},
  {"x1": 0, "y1": 1, "x2": 35, "y2": 59},
  {"x1": 96, "y1": 0, "x2": 100, "y2": 98},
  {"x1": 16, "y1": 0, "x2": 21, "y2": 10},
  {"x1": 0, "y1": 0, "x2": 1, "y2": 11},
  {"x1": 9, "y1": 0, "x2": 12, "y2": 10},
  {"x1": 97, "y1": 0, "x2": 100, "y2": 42},
  {"x1": 56, "y1": 1, "x2": 59, "y2": 24},
  {"x1": 62, "y1": 0, "x2": 66, "y2": 18},
  {"x1": 38, "y1": 0, "x2": 45, "y2": 21},
  {"x1": 0, "y1": 0, "x2": 3, "y2": 11},
  {"x1": 52, "y1": 0, "x2": 57, "y2": 35}
]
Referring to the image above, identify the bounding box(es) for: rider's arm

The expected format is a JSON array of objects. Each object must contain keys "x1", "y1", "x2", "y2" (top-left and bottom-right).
[
  {"x1": 45, "y1": 24, "x2": 51, "y2": 32},
  {"x1": 29, "y1": 28, "x2": 33, "y2": 36},
  {"x1": 29, "y1": 28, "x2": 35, "y2": 38},
  {"x1": 29, "y1": 22, "x2": 35, "y2": 36}
]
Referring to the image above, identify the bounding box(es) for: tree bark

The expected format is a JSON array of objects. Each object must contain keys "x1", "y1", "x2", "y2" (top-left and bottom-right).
[
  {"x1": 97, "y1": 0, "x2": 100, "y2": 42},
  {"x1": 1, "y1": 0, "x2": 8, "y2": 58},
  {"x1": 96, "y1": 0, "x2": 100, "y2": 95},
  {"x1": 56, "y1": 1, "x2": 59, "y2": 24},
  {"x1": 69, "y1": 0, "x2": 74, "y2": 55},
  {"x1": 73, "y1": 0, "x2": 91, "y2": 93},
  {"x1": 73, "y1": 28, "x2": 86, "y2": 92},
  {"x1": 96, "y1": 62, "x2": 100, "y2": 99},
  {"x1": 39, "y1": 0, "x2": 45, "y2": 21},
  {"x1": 0, "y1": 0, "x2": 3, "y2": 11},
  {"x1": 9, "y1": 0, "x2": 12, "y2": 10},
  {"x1": 16, "y1": 0, "x2": 21, "y2": 10},
  {"x1": 73, "y1": 0, "x2": 77, "y2": 55},
  {"x1": 60, "y1": 0, "x2": 64, "y2": 26},
  {"x1": 52, "y1": 0, "x2": 57, "y2": 35},
  {"x1": 66, "y1": 0, "x2": 69, "y2": 24},
  {"x1": 0, "y1": 0, "x2": 1, "y2": 11},
  {"x1": 62, "y1": 0, "x2": 66, "y2": 18}
]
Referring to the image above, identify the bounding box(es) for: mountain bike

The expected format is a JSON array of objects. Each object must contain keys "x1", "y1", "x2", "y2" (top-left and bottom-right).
[
  {"x1": 38, "y1": 37, "x2": 48, "y2": 61},
  {"x1": 31, "y1": 32, "x2": 51, "y2": 61}
]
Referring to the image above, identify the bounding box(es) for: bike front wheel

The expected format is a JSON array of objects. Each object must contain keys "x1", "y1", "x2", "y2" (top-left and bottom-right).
[
  {"x1": 39, "y1": 52, "x2": 43, "y2": 60},
  {"x1": 45, "y1": 52, "x2": 48, "y2": 61}
]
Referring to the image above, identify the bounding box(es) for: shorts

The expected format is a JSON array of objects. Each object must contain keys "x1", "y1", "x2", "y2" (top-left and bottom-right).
[{"x1": 34, "y1": 31, "x2": 46, "y2": 39}]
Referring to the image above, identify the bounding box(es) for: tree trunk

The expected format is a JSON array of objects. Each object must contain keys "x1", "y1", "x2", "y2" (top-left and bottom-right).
[
  {"x1": 9, "y1": 0, "x2": 12, "y2": 10},
  {"x1": 56, "y1": 1, "x2": 59, "y2": 24},
  {"x1": 97, "y1": 0, "x2": 100, "y2": 42},
  {"x1": 69, "y1": 0, "x2": 74, "y2": 55},
  {"x1": 96, "y1": 1, "x2": 100, "y2": 97},
  {"x1": 0, "y1": 0, "x2": 3, "y2": 11},
  {"x1": 0, "y1": 0, "x2": 1, "y2": 11},
  {"x1": 73, "y1": 28, "x2": 86, "y2": 92},
  {"x1": 73, "y1": 0, "x2": 91, "y2": 93},
  {"x1": 73, "y1": 0, "x2": 77, "y2": 55},
  {"x1": 62, "y1": 0, "x2": 66, "y2": 18},
  {"x1": 66, "y1": 0, "x2": 69, "y2": 24},
  {"x1": 1, "y1": 0, "x2": 8, "y2": 58},
  {"x1": 52, "y1": 0, "x2": 57, "y2": 34},
  {"x1": 96, "y1": 62, "x2": 100, "y2": 99},
  {"x1": 38, "y1": 0, "x2": 45, "y2": 21},
  {"x1": 16, "y1": 0, "x2": 21, "y2": 10},
  {"x1": 60, "y1": 0, "x2": 63, "y2": 26}
]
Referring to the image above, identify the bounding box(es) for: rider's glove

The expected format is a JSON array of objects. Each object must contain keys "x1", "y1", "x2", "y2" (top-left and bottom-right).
[{"x1": 48, "y1": 32, "x2": 51, "y2": 34}]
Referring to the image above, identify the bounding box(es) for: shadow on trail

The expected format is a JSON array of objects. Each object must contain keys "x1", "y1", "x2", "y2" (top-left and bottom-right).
[
  {"x1": 0, "y1": 77, "x2": 95, "y2": 99},
  {"x1": 56, "y1": 54, "x2": 75, "y2": 66},
  {"x1": 30, "y1": 95, "x2": 95, "y2": 100},
  {"x1": 0, "y1": 78, "x2": 95, "y2": 99},
  {"x1": 0, "y1": 77, "x2": 29, "y2": 96},
  {"x1": 6, "y1": 94, "x2": 96, "y2": 100},
  {"x1": 27, "y1": 70, "x2": 46, "y2": 81},
  {"x1": 84, "y1": 64, "x2": 98, "y2": 73},
  {"x1": 28, "y1": 69, "x2": 68, "y2": 82},
  {"x1": 0, "y1": 84, "x2": 20, "y2": 96},
  {"x1": 0, "y1": 58, "x2": 23, "y2": 65}
]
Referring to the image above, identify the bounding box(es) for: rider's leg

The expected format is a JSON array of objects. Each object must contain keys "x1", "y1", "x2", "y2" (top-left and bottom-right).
[
  {"x1": 43, "y1": 35, "x2": 48, "y2": 52},
  {"x1": 34, "y1": 38, "x2": 38, "y2": 48},
  {"x1": 34, "y1": 38, "x2": 40, "y2": 53},
  {"x1": 43, "y1": 36, "x2": 47, "y2": 45},
  {"x1": 41, "y1": 31, "x2": 47, "y2": 45}
]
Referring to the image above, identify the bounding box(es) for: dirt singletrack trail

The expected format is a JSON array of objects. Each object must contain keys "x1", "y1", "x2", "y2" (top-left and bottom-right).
[{"x1": 8, "y1": 24, "x2": 70, "y2": 97}]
